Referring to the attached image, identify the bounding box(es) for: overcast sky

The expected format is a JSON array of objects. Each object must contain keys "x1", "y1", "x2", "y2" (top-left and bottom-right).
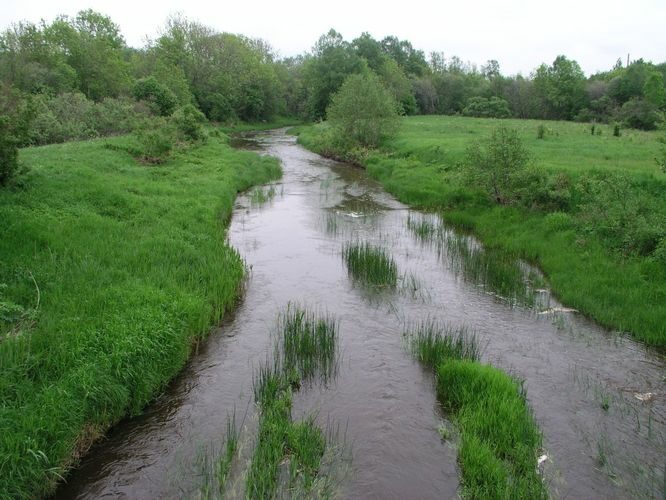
[{"x1": 2, "y1": 0, "x2": 665, "y2": 76}]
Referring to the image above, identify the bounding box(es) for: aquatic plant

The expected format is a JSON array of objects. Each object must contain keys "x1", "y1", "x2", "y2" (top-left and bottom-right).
[
  {"x1": 277, "y1": 304, "x2": 338, "y2": 382},
  {"x1": 342, "y1": 242, "x2": 398, "y2": 287},
  {"x1": 404, "y1": 320, "x2": 546, "y2": 498},
  {"x1": 407, "y1": 319, "x2": 480, "y2": 367}
]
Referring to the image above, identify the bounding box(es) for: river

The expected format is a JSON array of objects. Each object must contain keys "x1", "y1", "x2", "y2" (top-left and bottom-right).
[{"x1": 55, "y1": 129, "x2": 664, "y2": 499}]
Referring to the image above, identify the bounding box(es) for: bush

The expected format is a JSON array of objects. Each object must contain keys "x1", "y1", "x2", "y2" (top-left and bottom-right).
[
  {"x1": 619, "y1": 98, "x2": 664, "y2": 130},
  {"x1": 537, "y1": 124, "x2": 546, "y2": 139},
  {"x1": 0, "y1": 87, "x2": 34, "y2": 186},
  {"x1": 30, "y1": 93, "x2": 150, "y2": 145},
  {"x1": 133, "y1": 117, "x2": 175, "y2": 164},
  {"x1": 462, "y1": 96, "x2": 511, "y2": 118},
  {"x1": 326, "y1": 72, "x2": 400, "y2": 149},
  {"x1": 578, "y1": 173, "x2": 665, "y2": 256},
  {"x1": 133, "y1": 77, "x2": 178, "y2": 117},
  {"x1": 465, "y1": 127, "x2": 534, "y2": 205},
  {"x1": 543, "y1": 211, "x2": 574, "y2": 232},
  {"x1": 171, "y1": 104, "x2": 207, "y2": 142}
]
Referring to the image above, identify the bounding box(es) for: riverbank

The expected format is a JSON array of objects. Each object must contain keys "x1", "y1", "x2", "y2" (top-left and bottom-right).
[
  {"x1": 0, "y1": 133, "x2": 281, "y2": 497},
  {"x1": 292, "y1": 116, "x2": 666, "y2": 347}
]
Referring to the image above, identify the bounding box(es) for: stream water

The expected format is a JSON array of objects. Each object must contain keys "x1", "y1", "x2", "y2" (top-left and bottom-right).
[{"x1": 55, "y1": 129, "x2": 664, "y2": 499}]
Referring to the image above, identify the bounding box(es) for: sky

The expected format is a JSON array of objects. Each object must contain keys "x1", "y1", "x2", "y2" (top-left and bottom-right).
[{"x1": 2, "y1": 0, "x2": 665, "y2": 76}]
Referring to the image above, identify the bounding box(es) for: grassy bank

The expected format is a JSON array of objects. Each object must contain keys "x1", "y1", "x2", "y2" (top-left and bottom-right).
[
  {"x1": 408, "y1": 321, "x2": 546, "y2": 498},
  {"x1": 293, "y1": 116, "x2": 666, "y2": 346},
  {"x1": 0, "y1": 133, "x2": 281, "y2": 497}
]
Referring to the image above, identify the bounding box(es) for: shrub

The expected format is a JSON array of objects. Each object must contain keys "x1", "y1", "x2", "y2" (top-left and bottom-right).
[
  {"x1": 465, "y1": 127, "x2": 534, "y2": 205},
  {"x1": 326, "y1": 72, "x2": 400, "y2": 149},
  {"x1": 578, "y1": 173, "x2": 665, "y2": 256},
  {"x1": 619, "y1": 98, "x2": 663, "y2": 130},
  {"x1": 537, "y1": 124, "x2": 546, "y2": 139},
  {"x1": 0, "y1": 87, "x2": 34, "y2": 186},
  {"x1": 462, "y1": 96, "x2": 511, "y2": 118},
  {"x1": 133, "y1": 117, "x2": 175, "y2": 164},
  {"x1": 543, "y1": 211, "x2": 574, "y2": 232},
  {"x1": 30, "y1": 93, "x2": 150, "y2": 145},
  {"x1": 172, "y1": 104, "x2": 207, "y2": 142},
  {"x1": 133, "y1": 77, "x2": 178, "y2": 117}
]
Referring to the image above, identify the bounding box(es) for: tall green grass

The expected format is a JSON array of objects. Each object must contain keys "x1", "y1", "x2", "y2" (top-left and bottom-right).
[
  {"x1": 0, "y1": 133, "x2": 281, "y2": 498},
  {"x1": 406, "y1": 321, "x2": 546, "y2": 498},
  {"x1": 444, "y1": 234, "x2": 540, "y2": 307},
  {"x1": 342, "y1": 242, "x2": 398, "y2": 287},
  {"x1": 246, "y1": 305, "x2": 339, "y2": 498},
  {"x1": 277, "y1": 304, "x2": 338, "y2": 382},
  {"x1": 295, "y1": 117, "x2": 666, "y2": 346}
]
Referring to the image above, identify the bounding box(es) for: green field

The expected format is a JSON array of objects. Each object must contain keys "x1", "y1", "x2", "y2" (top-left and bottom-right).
[
  {"x1": 390, "y1": 116, "x2": 663, "y2": 176},
  {"x1": 0, "y1": 134, "x2": 281, "y2": 497},
  {"x1": 294, "y1": 115, "x2": 666, "y2": 346}
]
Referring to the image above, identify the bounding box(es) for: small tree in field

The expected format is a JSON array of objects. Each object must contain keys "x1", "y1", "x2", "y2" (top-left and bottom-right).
[
  {"x1": 465, "y1": 127, "x2": 532, "y2": 205},
  {"x1": 326, "y1": 72, "x2": 399, "y2": 148}
]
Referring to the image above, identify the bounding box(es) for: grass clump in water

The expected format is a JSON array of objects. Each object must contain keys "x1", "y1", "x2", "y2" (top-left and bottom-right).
[
  {"x1": 342, "y1": 242, "x2": 398, "y2": 287},
  {"x1": 249, "y1": 185, "x2": 277, "y2": 207},
  {"x1": 409, "y1": 319, "x2": 480, "y2": 366},
  {"x1": 245, "y1": 305, "x2": 340, "y2": 499},
  {"x1": 278, "y1": 304, "x2": 338, "y2": 382},
  {"x1": 247, "y1": 367, "x2": 328, "y2": 499},
  {"x1": 405, "y1": 321, "x2": 546, "y2": 499},
  {"x1": 445, "y1": 234, "x2": 536, "y2": 307}
]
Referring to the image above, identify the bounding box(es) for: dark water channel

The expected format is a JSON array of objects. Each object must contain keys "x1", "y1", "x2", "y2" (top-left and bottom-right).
[{"x1": 56, "y1": 129, "x2": 664, "y2": 499}]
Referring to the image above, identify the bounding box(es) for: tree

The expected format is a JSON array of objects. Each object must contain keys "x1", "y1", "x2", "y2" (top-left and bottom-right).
[
  {"x1": 302, "y1": 29, "x2": 366, "y2": 119},
  {"x1": 643, "y1": 71, "x2": 665, "y2": 108},
  {"x1": 376, "y1": 58, "x2": 416, "y2": 114},
  {"x1": 465, "y1": 127, "x2": 532, "y2": 205},
  {"x1": 326, "y1": 72, "x2": 399, "y2": 148},
  {"x1": 133, "y1": 76, "x2": 177, "y2": 116},
  {"x1": 533, "y1": 55, "x2": 587, "y2": 120}
]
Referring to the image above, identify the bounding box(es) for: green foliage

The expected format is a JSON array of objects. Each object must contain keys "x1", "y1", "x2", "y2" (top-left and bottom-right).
[
  {"x1": 133, "y1": 76, "x2": 177, "y2": 116},
  {"x1": 619, "y1": 98, "x2": 663, "y2": 130},
  {"x1": 578, "y1": 173, "x2": 665, "y2": 257},
  {"x1": 29, "y1": 92, "x2": 148, "y2": 145},
  {"x1": 326, "y1": 72, "x2": 399, "y2": 148},
  {"x1": 171, "y1": 104, "x2": 207, "y2": 142},
  {"x1": 0, "y1": 135, "x2": 281, "y2": 497},
  {"x1": 533, "y1": 55, "x2": 587, "y2": 120},
  {"x1": 643, "y1": 71, "x2": 666, "y2": 108},
  {"x1": 302, "y1": 29, "x2": 367, "y2": 120},
  {"x1": 0, "y1": 86, "x2": 33, "y2": 185},
  {"x1": 133, "y1": 117, "x2": 175, "y2": 163},
  {"x1": 462, "y1": 96, "x2": 511, "y2": 118},
  {"x1": 536, "y1": 124, "x2": 546, "y2": 139},
  {"x1": 465, "y1": 127, "x2": 533, "y2": 205}
]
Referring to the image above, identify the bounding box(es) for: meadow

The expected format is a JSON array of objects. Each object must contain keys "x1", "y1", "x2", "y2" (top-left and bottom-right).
[
  {"x1": 0, "y1": 133, "x2": 281, "y2": 497},
  {"x1": 294, "y1": 116, "x2": 666, "y2": 346}
]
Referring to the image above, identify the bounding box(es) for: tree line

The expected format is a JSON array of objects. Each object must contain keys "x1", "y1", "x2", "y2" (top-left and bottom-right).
[{"x1": 1, "y1": 11, "x2": 665, "y2": 181}]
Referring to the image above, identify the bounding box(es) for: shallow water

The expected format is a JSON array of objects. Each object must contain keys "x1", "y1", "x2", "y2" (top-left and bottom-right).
[{"x1": 56, "y1": 129, "x2": 664, "y2": 499}]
